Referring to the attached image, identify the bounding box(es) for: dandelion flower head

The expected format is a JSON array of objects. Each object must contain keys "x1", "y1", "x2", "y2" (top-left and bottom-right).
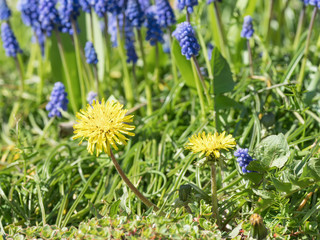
[
  {"x1": 185, "y1": 131, "x2": 236, "y2": 159},
  {"x1": 73, "y1": 99, "x2": 135, "y2": 156}
]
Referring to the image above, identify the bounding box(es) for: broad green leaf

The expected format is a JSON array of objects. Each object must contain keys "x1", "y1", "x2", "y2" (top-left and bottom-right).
[
  {"x1": 242, "y1": 172, "x2": 263, "y2": 184},
  {"x1": 252, "y1": 189, "x2": 275, "y2": 199},
  {"x1": 171, "y1": 39, "x2": 196, "y2": 89},
  {"x1": 254, "y1": 134, "x2": 290, "y2": 169},
  {"x1": 109, "y1": 200, "x2": 121, "y2": 218},
  {"x1": 246, "y1": 160, "x2": 267, "y2": 172},
  {"x1": 271, "y1": 177, "x2": 296, "y2": 193},
  {"x1": 211, "y1": 48, "x2": 235, "y2": 95},
  {"x1": 306, "y1": 158, "x2": 320, "y2": 181},
  {"x1": 215, "y1": 95, "x2": 243, "y2": 110}
]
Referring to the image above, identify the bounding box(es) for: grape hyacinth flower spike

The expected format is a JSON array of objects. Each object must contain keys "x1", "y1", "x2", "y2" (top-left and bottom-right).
[
  {"x1": 241, "y1": 16, "x2": 254, "y2": 76},
  {"x1": 177, "y1": 0, "x2": 198, "y2": 14},
  {"x1": 155, "y1": 0, "x2": 176, "y2": 28},
  {"x1": 59, "y1": 0, "x2": 81, "y2": 35},
  {"x1": 84, "y1": 41, "x2": 98, "y2": 64},
  {"x1": 172, "y1": 22, "x2": 200, "y2": 60},
  {"x1": 145, "y1": 11, "x2": 164, "y2": 46},
  {"x1": 234, "y1": 148, "x2": 255, "y2": 173},
  {"x1": 79, "y1": 0, "x2": 91, "y2": 13},
  {"x1": 1, "y1": 22, "x2": 23, "y2": 57},
  {"x1": 126, "y1": 0, "x2": 145, "y2": 29},
  {"x1": 0, "y1": 0, "x2": 11, "y2": 21},
  {"x1": 39, "y1": 0, "x2": 60, "y2": 36},
  {"x1": 241, "y1": 15, "x2": 254, "y2": 39},
  {"x1": 87, "y1": 91, "x2": 97, "y2": 104},
  {"x1": 46, "y1": 82, "x2": 69, "y2": 118}
]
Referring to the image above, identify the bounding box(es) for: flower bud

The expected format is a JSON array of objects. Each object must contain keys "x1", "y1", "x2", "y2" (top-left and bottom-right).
[{"x1": 250, "y1": 214, "x2": 268, "y2": 240}]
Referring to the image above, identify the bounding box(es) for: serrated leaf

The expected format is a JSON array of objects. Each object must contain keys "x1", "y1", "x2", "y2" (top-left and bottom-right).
[
  {"x1": 242, "y1": 172, "x2": 263, "y2": 184},
  {"x1": 254, "y1": 134, "x2": 290, "y2": 169},
  {"x1": 211, "y1": 48, "x2": 235, "y2": 95},
  {"x1": 252, "y1": 189, "x2": 275, "y2": 199},
  {"x1": 271, "y1": 177, "x2": 296, "y2": 193}
]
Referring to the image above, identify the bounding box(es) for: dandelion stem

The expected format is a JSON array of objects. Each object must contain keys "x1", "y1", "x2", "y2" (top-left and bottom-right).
[
  {"x1": 109, "y1": 149, "x2": 162, "y2": 213},
  {"x1": 293, "y1": 4, "x2": 306, "y2": 50},
  {"x1": 116, "y1": 17, "x2": 134, "y2": 107},
  {"x1": 72, "y1": 21, "x2": 87, "y2": 108},
  {"x1": 210, "y1": 163, "x2": 221, "y2": 228},
  {"x1": 137, "y1": 29, "x2": 153, "y2": 115},
  {"x1": 297, "y1": 7, "x2": 317, "y2": 92},
  {"x1": 247, "y1": 39, "x2": 254, "y2": 76},
  {"x1": 55, "y1": 29, "x2": 78, "y2": 114}
]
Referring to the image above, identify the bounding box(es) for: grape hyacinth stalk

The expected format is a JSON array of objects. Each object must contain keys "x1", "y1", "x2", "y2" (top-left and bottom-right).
[
  {"x1": 84, "y1": 41, "x2": 100, "y2": 97},
  {"x1": 234, "y1": 148, "x2": 255, "y2": 173},
  {"x1": 293, "y1": 0, "x2": 308, "y2": 50},
  {"x1": 155, "y1": 0, "x2": 178, "y2": 84},
  {"x1": 1, "y1": 22, "x2": 24, "y2": 93},
  {"x1": 297, "y1": 3, "x2": 318, "y2": 92},
  {"x1": 241, "y1": 15, "x2": 254, "y2": 76},
  {"x1": 145, "y1": 10, "x2": 164, "y2": 89},
  {"x1": 0, "y1": 0, "x2": 11, "y2": 21},
  {"x1": 126, "y1": 0, "x2": 154, "y2": 115},
  {"x1": 207, "y1": 0, "x2": 229, "y2": 62},
  {"x1": 173, "y1": 22, "x2": 211, "y2": 119}
]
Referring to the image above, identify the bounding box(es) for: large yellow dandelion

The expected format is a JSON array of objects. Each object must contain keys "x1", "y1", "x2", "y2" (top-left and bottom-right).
[
  {"x1": 73, "y1": 99, "x2": 135, "y2": 156},
  {"x1": 185, "y1": 131, "x2": 236, "y2": 159}
]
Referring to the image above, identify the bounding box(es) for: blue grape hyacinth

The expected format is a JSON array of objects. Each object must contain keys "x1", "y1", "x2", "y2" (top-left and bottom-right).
[
  {"x1": 59, "y1": 0, "x2": 81, "y2": 35},
  {"x1": 145, "y1": 11, "x2": 164, "y2": 46},
  {"x1": 0, "y1": 0, "x2": 11, "y2": 21},
  {"x1": 241, "y1": 15, "x2": 254, "y2": 39},
  {"x1": 126, "y1": 0, "x2": 145, "y2": 29},
  {"x1": 87, "y1": 91, "x2": 97, "y2": 104},
  {"x1": 177, "y1": 0, "x2": 198, "y2": 13},
  {"x1": 84, "y1": 41, "x2": 98, "y2": 64},
  {"x1": 79, "y1": 0, "x2": 91, "y2": 13},
  {"x1": 126, "y1": 40, "x2": 138, "y2": 63},
  {"x1": 17, "y1": 0, "x2": 40, "y2": 29},
  {"x1": 1, "y1": 22, "x2": 22, "y2": 57},
  {"x1": 172, "y1": 22, "x2": 200, "y2": 60},
  {"x1": 46, "y1": 82, "x2": 69, "y2": 118},
  {"x1": 91, "y1": 0, "x2": 108, "y2": 17},
  {"x1": 302, "y1": 0, "x2": 309, "y2": 4},
  {"x1": 155, "y1": 0, "x2": 176, "y2": 28},
  {"x1": 234, "y1": 148, "x2": 255, "y2": 173},
  {"x1": 39, "y1": 0, "x2": 60, "y2": 36}
]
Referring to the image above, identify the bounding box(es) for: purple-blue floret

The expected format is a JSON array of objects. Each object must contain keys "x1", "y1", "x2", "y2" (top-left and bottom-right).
[
  {"x1": 46, "y1": 82, "x2": 69, "y2": 118},
  {"x1": 234, "y1": 148, "x2": 255, "y2": 173},
  {"x1": 240, "y1": 15, "x2": 254, "y2": 39}
]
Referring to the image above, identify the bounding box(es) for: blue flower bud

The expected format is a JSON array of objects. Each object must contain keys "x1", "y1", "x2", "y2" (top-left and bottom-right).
[
  {"x1": 84, "y1": 41, "x2": 98, "y2": 64},
  {"x1": 126, "y1": 0, "x2": 145, "y2": 29},
  {"x1": 234, "y1": 148, "x2": 255, "y2": 173},
  {"x1": 155, "y1": 0, "x2": 176, "y2": 28},
  {"x1": 1, "y1": 22, "x2": 23, "y2": 57},
  {"x1": 145, "y1": 10, "x2": 164, "y2": 46},
  {"x1": 0, "y1": 0, "x2": 11, "y2": 21},
  {"x1": 177, "y1": 0, "x2": 198, "y2": 14},
  {"x1": 39, "y1": 0, "x2": 60, "y2": 36}
]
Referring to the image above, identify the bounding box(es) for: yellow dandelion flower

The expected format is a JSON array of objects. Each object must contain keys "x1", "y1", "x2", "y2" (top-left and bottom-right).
[
  {"x1": 73, "y1": 99, "x2": 135, "y2": 156},
  {"x1": 185, "y1": 131, "x2": 236, "y2": 159}
]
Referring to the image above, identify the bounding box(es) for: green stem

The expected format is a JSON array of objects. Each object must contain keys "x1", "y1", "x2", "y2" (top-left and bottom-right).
[
  {"x1": 210, "y1": 163, "x2": 221, "y2": 228},
  {"x1": 154, "y1": 43, "x2": 160, "y2": 92},
  {"x1": 168, "y1": 28, "x2": 179, "y2": 84},
  {"x1": 265, "y1": 0, "x2": 274, "y2": 43},
  {"x1": 197, "y1": 30, "x2": 213, "y2": 80},
  {"x1": 72, "y1": 21, "x2": 87, "y2": 108},
  {"x1": 137, "y1": 29, "x2": 152, "y2": 115},
  {"x1": 110, "y1": 149, "x2": 163, "y2": 214},
  {"x1": 55, "y1": 29, "x2": 78, "y2": 114},
  {"x1": 36, "y1": 117, "x2": 55, "y2": 149},
  {"x1": 247, "y1": 39, "x2": 254, "y2": 76},
  {"x1": 36, "y1": 35, "x2": 46, "y2": 104},
  {"x1": 15, "y1": 55, "x2": 25, "y2": 95},
  {"x1": 89, "y1": 10, "x2": 95, "y2": 43},
  {"x1": 93, "y1": 65, "x2": 102, "y2": 98},
  {"x1": 297, "y1": 7, "x2": 317, "y2": 92},
  {"x1": 191, "y1": 58, "x2": 206, "y2": 119}
]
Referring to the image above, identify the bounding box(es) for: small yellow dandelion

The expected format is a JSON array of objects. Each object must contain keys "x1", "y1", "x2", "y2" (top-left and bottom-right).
[
  {"x1": 185, "y1": 131, "x2": 236, "y2": 159},
  {"x1": 73, "y1": 99, "x2": 135, "y2": 156}
]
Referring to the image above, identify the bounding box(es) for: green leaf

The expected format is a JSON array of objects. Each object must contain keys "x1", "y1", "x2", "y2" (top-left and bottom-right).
[
  {"x1": 305, "y1": 158, "x2": 320, "y2": 181},
  {"x1": 246, "y1": 160, "x2": 267, "y2": 172},
  {"x1": 252, "y1": 189, "x2": 275, "y2": 199},
  {"x1": 171, "y1": 39, "x2": 196, "y2": 89},
  {"x1": 242, "y1": 172, "x2": 263, "y2": 184},
  {"x1": 271, "y1": 177, "x2": 295, "y2": 193},
  {"x1": 229, "y1": 222, "x2": 243, "y2": 239},
  {"x1": 109, "y1": 200, "x2": 121, "y2": 218},
  {"x1": 254, "y1": 134, "x2": 290, "y2": 169},
  {"x1": 215, "y1": 95, "x2": 243, "y2": 110},
  {"x1": 211, "y1": 48, "x2": 235, "y2": 95}
]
